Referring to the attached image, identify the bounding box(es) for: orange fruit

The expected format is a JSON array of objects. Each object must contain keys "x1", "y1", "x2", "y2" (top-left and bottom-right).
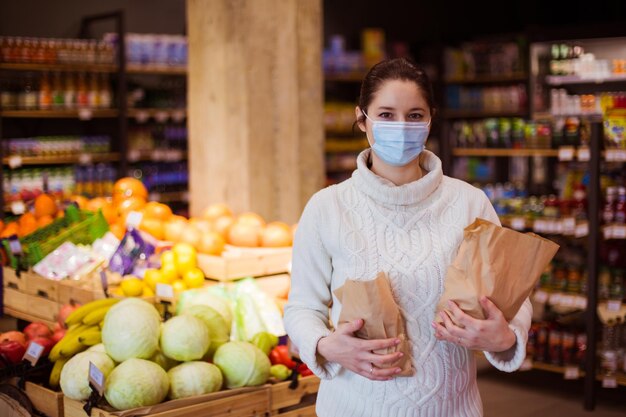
[
  {"x1": 34, "y1": 194, "x2": 57, "y2": 219},
  {"x1": 109, "y1": 222, "x2": 126, "y2": 240},
  {"x1": 0, "y1": 219, "x2": 4, "y2": 235},
  {"x1": 87, "y1": 197, "x2": 117, "y2": 224},
  {"x1": 179, "y1": 224, "x2": 202, "y2": 248},
  {"x1": 116, "y1": 196, "x2": 147, "y2": 220},
  {"x1": 18, "y1": 222, "x2": 37, "y2": 237},
  {"x1": 261, "y1": 221, "x2": 293, "y2": 247},
  {"x1": 143, "y1": 201, "x2": 173, "y2": 222},
  {"x1": 139, "y1": 217, "x2": 165, "y2": 240},
  {"x1": 36, "y1": 215, "x2": 54, "y2": 229},
  {"x1": 70, "y1": 195, "x2": 89, "y2": 209},
  {"x1": 212, "y1": 214, "x2": 235, "y2": 238},
  {"x1": 227, "y1": 222, "x2": 260, "y2": 247},
  {"x1": 197, "y1": 231, "x2": 226, "y2": 256},
  {"x1": 202, "y1": 203, "x2": 233, "y2": 222},
  {"x1": 113, "y1": 177, "x2": 148, "y2": 203},
  {"x1": 19, "y1": 212, "x2": 37, "y2": 228},
  {"x1": 0, "y1": 222, "x2": 19, "y2": 238},
  {"x1": 189, "y1": 217, "x2": 213, "y2": 234},
  {"x1": 164, "y1": 218, "x2": 187, "y2": 242},
  {"x1": 237, "y1": 212, "x2": 266, "y2": 229}
]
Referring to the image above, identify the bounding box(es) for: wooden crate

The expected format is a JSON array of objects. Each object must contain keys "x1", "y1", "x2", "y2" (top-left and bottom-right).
[
  {"x1": 64, "y1": 386, "x2": 271, "y2": 417},
  {"x1": 2, "y1": 266, "x2": 27, "y2": 291},
  {"x1": 3, "y1": 286, "x2": 60, "y2": 327},
  {"x1": 9, "y1": 379, "x2": 64, "y2": 417},
  {"x1": 25, "y1": 270, "x2": 60, "y2": 300},
  {"x1": 57, "y1": 278, "x2": 105, "y2": 306},
  {"x1": 197, "y1": 246, "x2": 292, "y2": 281},
  {"x1": 269, "y1": 376, "x2": 319, "y2": 416}
]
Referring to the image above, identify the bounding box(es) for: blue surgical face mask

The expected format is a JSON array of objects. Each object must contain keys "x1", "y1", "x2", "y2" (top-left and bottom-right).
[{"x1": 362, "y1": 110, "x2": 430, "y2": 167}]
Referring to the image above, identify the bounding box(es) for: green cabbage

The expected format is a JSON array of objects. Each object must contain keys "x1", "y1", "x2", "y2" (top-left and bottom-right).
[
  {"x1": 160, "y1": 315, "x2": 210, "y2": 361},
  {"x1": 167, "y1": 362, "x2": 223, "y2": 400},
  {"x1": 213, "y1": 341, "x2": 270, "y2": 388},
  {"x1": 149, "y1": 349, "x2": 180, "y2": 371},
  {"x1": 177, "y1": 289, "x2": 233, "y2": 329},
  {"x1": 86, "y1": 343, "x2": 107, "y2": 354},
  {"x1": 184, "y1": 305, "x2": 230, "y2": 359},
  {"x1": 104, "y1": 358, "x2": 169, "y2": 410},
  {"x1": 102, "y1": 298, "x2": 161, "y2": 362},
  {"x1": 60, "y1": 351, "x2": 115, "y2": 400}
]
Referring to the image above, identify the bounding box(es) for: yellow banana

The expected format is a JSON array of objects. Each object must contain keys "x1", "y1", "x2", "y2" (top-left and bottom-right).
[
  {"x1": 65, "y1": 298, "x2": 120, "y2": 326},
  {"x1": 82, "y1": 305, "x2": 113, "y2": 326},
  {"x1": 48, "y1": 356, "x2": 69, "y2": 389},
  {"x1": 78, "y1": 329, "x2": 102, "y2": 346},
  {"x1": 48, "y1": 324, "x2": 93, "y2": 362},
  {"x1": 59, "y1": 335, "x2": 88, "y2": 358}
]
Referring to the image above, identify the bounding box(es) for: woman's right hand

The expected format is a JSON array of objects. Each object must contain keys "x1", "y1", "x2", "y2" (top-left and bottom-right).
[{"x1": 317, "y1": 319, "x2": 404, "y2": 381}]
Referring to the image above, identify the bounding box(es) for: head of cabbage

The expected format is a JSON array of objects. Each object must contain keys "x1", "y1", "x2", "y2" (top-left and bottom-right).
[
  {"x1": 102, "y1": 298, "x2": 162, "y2": 362},
  {"x1": 184, "y1": 305, "x2": 230, "y2": 359},
  {"x1": 105, "y1": 358, "x2": 169, "y2": 410},
  {"x1": 167, "y1": 361, "x2": 223, "y2": 400},
  {"x1": 160, "y1": 315, "x2": 210, "y2": 361},
  {"x1": 177, "y1": 289, "x2": 233, "y2": 329},
  {"x1": 149, "y1": 349, "x2": 180, "y2": 371},
  {"x1": 213, "y1": 341, "x2": 270, "y2": 388},
  {"x1": 60, "y1": 351, "x2": 115, "y2": 400}
]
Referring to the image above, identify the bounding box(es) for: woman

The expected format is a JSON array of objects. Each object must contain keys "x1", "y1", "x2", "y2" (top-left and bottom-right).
[{"x1": 284, "y1": 57, "x2": 531, "y2": 417}]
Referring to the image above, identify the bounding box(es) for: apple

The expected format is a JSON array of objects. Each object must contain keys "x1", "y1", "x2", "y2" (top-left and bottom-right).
[
  {"x1": 57, "y1": 303, "x2": 80, "y2": 327},
  {"x1": 0, "y1": 340, "x2": 26, "y2": 365},
  {"x1": 24, "y1": 322, "x2": 52, "y2": 340},
  {"x1": 28, "y1": 337, "x2": 55, "y2": 356},
  {"x1": 51, "y1": 329, "x2": 66, "y2": 344},
  {"x1": 0, "y1": 331, "x2": 27, "y2": 347}
]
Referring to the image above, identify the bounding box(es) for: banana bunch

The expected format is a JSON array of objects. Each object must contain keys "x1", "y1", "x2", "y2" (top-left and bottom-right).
[{"x1": 48, "y1": 298, "x2": 120, "y2": 388}]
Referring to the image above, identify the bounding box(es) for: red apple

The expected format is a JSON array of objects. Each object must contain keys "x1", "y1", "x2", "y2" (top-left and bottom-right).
[
  {"x1": 51, "y1": 329, "x2": 66, "y2": 344},
  {"x1": 24, "y1": 322, "x2": 52, "y2": 341},
  {"x1": 0, "y1": 340, "x2": 26, "y2": 364},
  {"x1": 28, "y1": 337, "x2": 55, "y2": 356},
  {"x1": 0, "y1": 331, "x2": 27, "y2": 347},
  {"x1": 57, "y1": 303, "x2": 80, "y2": 327}
]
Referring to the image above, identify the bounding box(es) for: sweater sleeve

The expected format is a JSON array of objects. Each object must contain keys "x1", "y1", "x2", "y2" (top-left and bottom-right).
[
  {"x1": 283, "y1": 192, "x2": 341, "y2": 380},
  {"x1": 478, "y1": 192, "x2": 532, "y2": 372}
]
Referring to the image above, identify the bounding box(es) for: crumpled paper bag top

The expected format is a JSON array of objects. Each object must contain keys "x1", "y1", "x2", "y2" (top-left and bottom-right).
[
  {"x1": 334, "y1": 272, "x2": 413, "y2": 377},
  {"x1": 436, "y1": 218, "x2": 560, "y2": 325}
]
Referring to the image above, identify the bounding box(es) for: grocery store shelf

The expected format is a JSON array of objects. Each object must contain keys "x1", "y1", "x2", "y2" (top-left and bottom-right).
[
  {"x1": 0, "y1": 62, "x2": 117, "y2": 73},
  {"x1": 545, "y1": 73, "x2": 626, "y2": 86},
  {"x1": 127, "y1": 65, "x2": 187, "y2": 75},
  {"x1": 532, "y1": 112, "x2": 604, "y2": 122},
  {"x1": 2, "y1": 152, "x2": 120, "y2": 166},
  {"x1": 444, "y1": 73, "x2": 528, "y2": 84},
  {"x1": 452, "y1": 148, "x2": 559, "y2": 157},
  {"x1": 442, "y1": 109, "x2": 528, "y2": 119},
  {"x1": 148, "y1": 190, "x2": 189, "y2": 203},
  {"x1": 324, "y1": 71, "x2": 367, "y2": 82},
  {"x1": 531, "y1": 361, "x2": 626, "y2": 387},
  {"x1": 325, "y1": 138, "x2": 369, "y2": 153},
  {"x1": 128, "y1": 149, "x2": 187, "y2": 163},
  {"x1": 128, "y1": 108, "x2": 186, "y2": 122},
  {"x1": 0, "y1": 109, "x2": 118, "y2": 118},
  {"x1": 3, "y1": 307, "x2": 57, "y2": 329}
]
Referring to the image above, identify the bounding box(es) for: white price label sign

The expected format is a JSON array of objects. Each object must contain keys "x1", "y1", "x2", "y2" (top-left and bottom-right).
[
  {"x1": 605, "y1": 149, "x2": 617, "y2": 161},
  {"x1": 561, "y1": 217, "x2": 576, "y2": 235},
  {"x1": 156, "y1": 283, "x2": 175, "y2": 301},
  {"x1": 8, "y1": 155, "x2": 23, "y2": 169},
  {"x1": 23, "y1": 341, "x2": 44, "y2": 366},
  {"x1": 11, "y1": 200, "x2": 26, "y2": 215},
  {"x1": 155, "y1": 111, "x2": 168, "y2": 123},
  {"x1": 558, "y1": 147, "x2": 575, "y2": 161},
  {"x1": 576, "y1": 147, "x2": 590, "y2": 161},
  {"x1": 171, "y1": 110, "x2": 185, "y2": 123},
  {"x1": 607, "y1": 300, "x2": 622, "y2": 312},
  {"x1": 510, "y1": 217, "x2": 526, "y2": 231},
  {"x1": 603, "y1": 225, "x2": 613, "y2": 240},
  {"x1": 151, "y1": 149, "x2": 164, "y2": 161},
  {"x1": 128, "y1": 149, "x2": 141, "y2": 162},
  {"x1": 89, "y1": 362, "x2": 105, "y2": 395},
  {"x1": 125, "y1": 211, "x2": 144, "y2": 229},
  {"x1": 617, "y1": 149, "x2": 626, "y2": 162},
  {"x1": 533, "y1": 290, "x2": 549, "y2": 304},
  {"x1": 575, "y1": 222, "x2": 589, "y2": 238},
  {"x1": 564, "y1": 366, "x2": 580, "y2": 380},
  {"x1": 135, "y1": 110, "x2": 149, "y2": 123},
  {"x1": 602, "y1": 376, "x2": 618, "y2": 389},
  {"x1": 612, "y1": 225, "x2": 626, "y2": 239},
  {"x1": 576, "y1": 296, "x2": 588, "y2": 310},
  {"x1": 78, "y1": 153, "x2": 93, "y2": 165},
  {"x1": 78, "y1": 108, "x2": 93, "y2": 120}
]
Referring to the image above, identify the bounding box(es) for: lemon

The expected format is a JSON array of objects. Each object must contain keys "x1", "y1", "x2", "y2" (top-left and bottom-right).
[
  {"x1": 171, "y1": 279, "x2": 188, "y2": 293},
  {"x1": 142, "y1": 285, "x2": 155, "y2": 297},
  {"x1": 173, "y1": 243, "x2": 197, "y2": 275},
  {"x1": 183, "y1": 267, "x2": 205, "y2": 289},
  {"x1": 144, "y1": 269, "x2": 164, "y2": 291},
  {"x1": 160, "y1": 250, "x2": 176, "y2": 267},
  {"x1": 120, "y1": 278, "x2": 144, "y2": 297},
  {"x1": 160, "y1": 264, "x2": 178, "y2": 283}
]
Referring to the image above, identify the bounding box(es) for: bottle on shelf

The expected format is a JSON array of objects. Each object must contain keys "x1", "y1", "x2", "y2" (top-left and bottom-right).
[
  {"x1": 99, "y1": 73, "x2": 112, "y2": 108},
  {"x1": 64, "y1": 72, "x2": 76, "y2": 109},
  {"x1": 88, "y1": 73, "x2": 100, "y2": 108},
  {"x1": 19, "y1": 72, "x2": 38, "y2": 110},
  {"x1": 52, "y1": 72, "x2": 64, "y2": 109},
  {"x1": 600, "y1": 319, "x2": 619, "y2": 377},
  {"x1": 615, "y1": 187, "x2": 626, "y2": 225},
  {"x1": 76, "y1": 72, "x2": 88, "y2": 108},
  {"x1": 38, "y1": 71, "x2": 52, "y2": 110}
]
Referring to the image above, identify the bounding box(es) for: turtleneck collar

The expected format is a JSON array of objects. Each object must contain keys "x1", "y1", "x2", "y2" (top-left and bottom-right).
[{"x1": 351, "y1": 148, "x2": 443, "y2": 206}]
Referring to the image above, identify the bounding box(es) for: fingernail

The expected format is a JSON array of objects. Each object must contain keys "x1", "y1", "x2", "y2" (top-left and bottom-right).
[
  {"x1": 398, "y1": 352, "x2": 404, "y2": 357},
  {"x1": 395, "y1": 339, "x2": 401, "y2": 345},
  {"x1": 395, "y1": 368, "x2": 402, "y2": 374},
  {"x1": 431, "y1": 321, "x2": 437, "y2": 328}
]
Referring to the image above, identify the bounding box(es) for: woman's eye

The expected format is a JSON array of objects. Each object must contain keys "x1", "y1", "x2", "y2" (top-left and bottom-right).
[
  {"x1": 408, "y1": 113, "x2": 423, "y2": 120},
  {"x1": 378, "y1": 112, "x2": 392, "y2": 119}
]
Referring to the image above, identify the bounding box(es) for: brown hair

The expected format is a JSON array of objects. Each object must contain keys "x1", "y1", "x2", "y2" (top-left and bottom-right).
[{"x1": 356, "y1": 57, "x2": 436, "y2": 125}]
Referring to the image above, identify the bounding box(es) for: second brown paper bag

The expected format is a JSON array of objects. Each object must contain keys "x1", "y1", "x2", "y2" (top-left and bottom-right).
[
  {"x1": 436, "y1": 218, "x2": 559, "y2": 325},
  {"x1": 334, "y1": 272, "x2": 413, "y2": 376}
]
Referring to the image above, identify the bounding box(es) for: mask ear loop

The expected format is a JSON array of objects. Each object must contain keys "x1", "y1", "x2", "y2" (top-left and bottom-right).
[{"x1": 361, "y1": 110, "x2": 374, "y2": 148}]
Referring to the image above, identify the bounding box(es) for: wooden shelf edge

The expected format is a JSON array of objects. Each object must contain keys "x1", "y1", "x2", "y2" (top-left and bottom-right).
[
  {"x1": 444, "y1": 73, "x2": 528, "y2": 84},
  {"x1": 546, "y1": 74, "x2": 626, "y2": 86},
  {"x1": 0, "y1": 109, "x2": 118, "y2": 118},
  {"x1": 126, "y1": 65, "x2": 187, "y2": 75},
  {"x1": 3, "y1": 307, "x2": 57, "y2": 329},
  {"x1": 452, "y1": 148, "x2": 559, "y2": 157},
  {"x1": 443, "y1": 110, "x2": 528, "y2": 119},
  {"x1": 2, "y1": 152, "x2": 120, "y2": 166},
  {"x1": 0, "y1": 62, "x2": 117, "y2": 73}
]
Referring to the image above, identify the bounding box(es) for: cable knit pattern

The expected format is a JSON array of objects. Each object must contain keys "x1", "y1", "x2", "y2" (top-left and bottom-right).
[{"x1": 284, "y1": 149, "x2": 532, "y2": 417}]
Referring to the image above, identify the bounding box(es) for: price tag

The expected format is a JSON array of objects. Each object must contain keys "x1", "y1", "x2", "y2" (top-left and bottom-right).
[
  {"x1": 561, "y1": 217, "x2": 576, "y2": 235},
  {"x1": 11, "y1": 200, "x2": 26, "y2": 215},
  {"x1": 151, "y1": 149, "x2": 164, "y2": 161},
  {"x1": 520, "y1": 358, "x2": 533, "y2": 371},
  {"x1": 558, "y1": 146, "x2": 575, "y2": 161},
  {"x1": 564, "y1": 366, "x2": 580, "y2": 380},
  {"x1": 9, "y1": 237, "x2": 23, "y2": 255},
  {"x1": 155, "y1": 111, "x2": 168, "y2": 123},
  {"x1": 100, "y1": 270, "x2": 109, "y2": 295},
  {"x1": 617, "y1": 149, "x2": 626, "y2": 162},
  {"x1": 603, "y1": 225, "x2": 613, "y2": 240},
  {"x1": 8, "y1": 155, "x2": 23, "y2": 169},
  {"x1": 549, "y1": 293, "x2": 562, "y2": 306},
  {"x1": 602, "y1": 376, "x2": 618, "y2": 389},
  {"x1": 511, "y1": 217, "x2": 526, "y2": 231},
  {"x1": 533, "y1": 290, "x2": 549, "y2": 304},
  {"x1": 89, "y1": 362, "x2": 105, "y2": 396},
  {"x1": 125, "y1": 211, "x2": 144, "y2": 229},
  {"x1": 156, "y1": 283, "x2": 175, "y2": 301},
  {"x1": 612, "y1": 225, "x2": 626, "y2": 239},
  {"x1": 171, "y1": 110, "x2": 185, "y2": 123},
  {"x1": 128, "y1": 149, "x2": 141, "y2": 162},
  {"x1": 135, "y1": 110, "x2": 149, "y2": 123},
  {"x1": 78, "y1": 153, "x2": 93, "y2": 165},
  {"x1": 576, "y1": 296, "x2": 588, "y2": 310},
  {"x1": 78, "y1": 108, "x2": 93, "y2": 120},
  {"x1": 576, "y1": 147, "x2": 590, "y2": 161},
  {"x1": 575, "y1": 222, "x2": 589, "y2": 238},
  {"x1": 607, "y1": 300, "x2": 622, "y2": 312},
  {"x1": 23, "y1": 341, "x2": 44, "y2": 366}
]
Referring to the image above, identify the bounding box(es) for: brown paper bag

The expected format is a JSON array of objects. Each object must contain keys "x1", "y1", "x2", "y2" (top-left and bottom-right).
[
  {"x1": 436, "y1": 218, "x2": 560, "y2": 324},
  {"x1": 334, "y1": 272, "x2": 413, "y2": 376}
]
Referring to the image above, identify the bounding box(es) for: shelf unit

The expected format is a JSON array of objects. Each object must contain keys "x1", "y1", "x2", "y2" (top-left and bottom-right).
[
  {"x1": 0, "y1": 109, "x2": 119, "y2": 118},
  {"x1": 2, "y1": 153, "x2": 121, "y2": 166},
  {"x1": 442, "y1": 109, "x2": 528, "y2": 119},
  {"x1": 0, "y1": 63, "x2": 117, "y2": 73},
  {"x1": 452, "y1": 148, "x2": 559, "y2": 157}
]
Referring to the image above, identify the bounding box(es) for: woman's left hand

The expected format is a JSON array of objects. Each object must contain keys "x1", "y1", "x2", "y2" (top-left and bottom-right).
[{"x1": 432, "y1": 296, "x2": 516, "y2": 352}]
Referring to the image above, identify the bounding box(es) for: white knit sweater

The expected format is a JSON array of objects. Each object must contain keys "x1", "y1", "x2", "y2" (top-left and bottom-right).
[{"x1": 284, "y1": 149, "x2": 532, "y2": 417}]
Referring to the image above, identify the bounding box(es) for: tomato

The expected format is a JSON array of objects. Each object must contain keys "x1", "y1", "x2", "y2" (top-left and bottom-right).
[
  {"x1": 269, "y1": 345, "x2": 297, "y2": 369},
  {"x1": 297, "y1": 363, "x2": 313, "y2": 377}
]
